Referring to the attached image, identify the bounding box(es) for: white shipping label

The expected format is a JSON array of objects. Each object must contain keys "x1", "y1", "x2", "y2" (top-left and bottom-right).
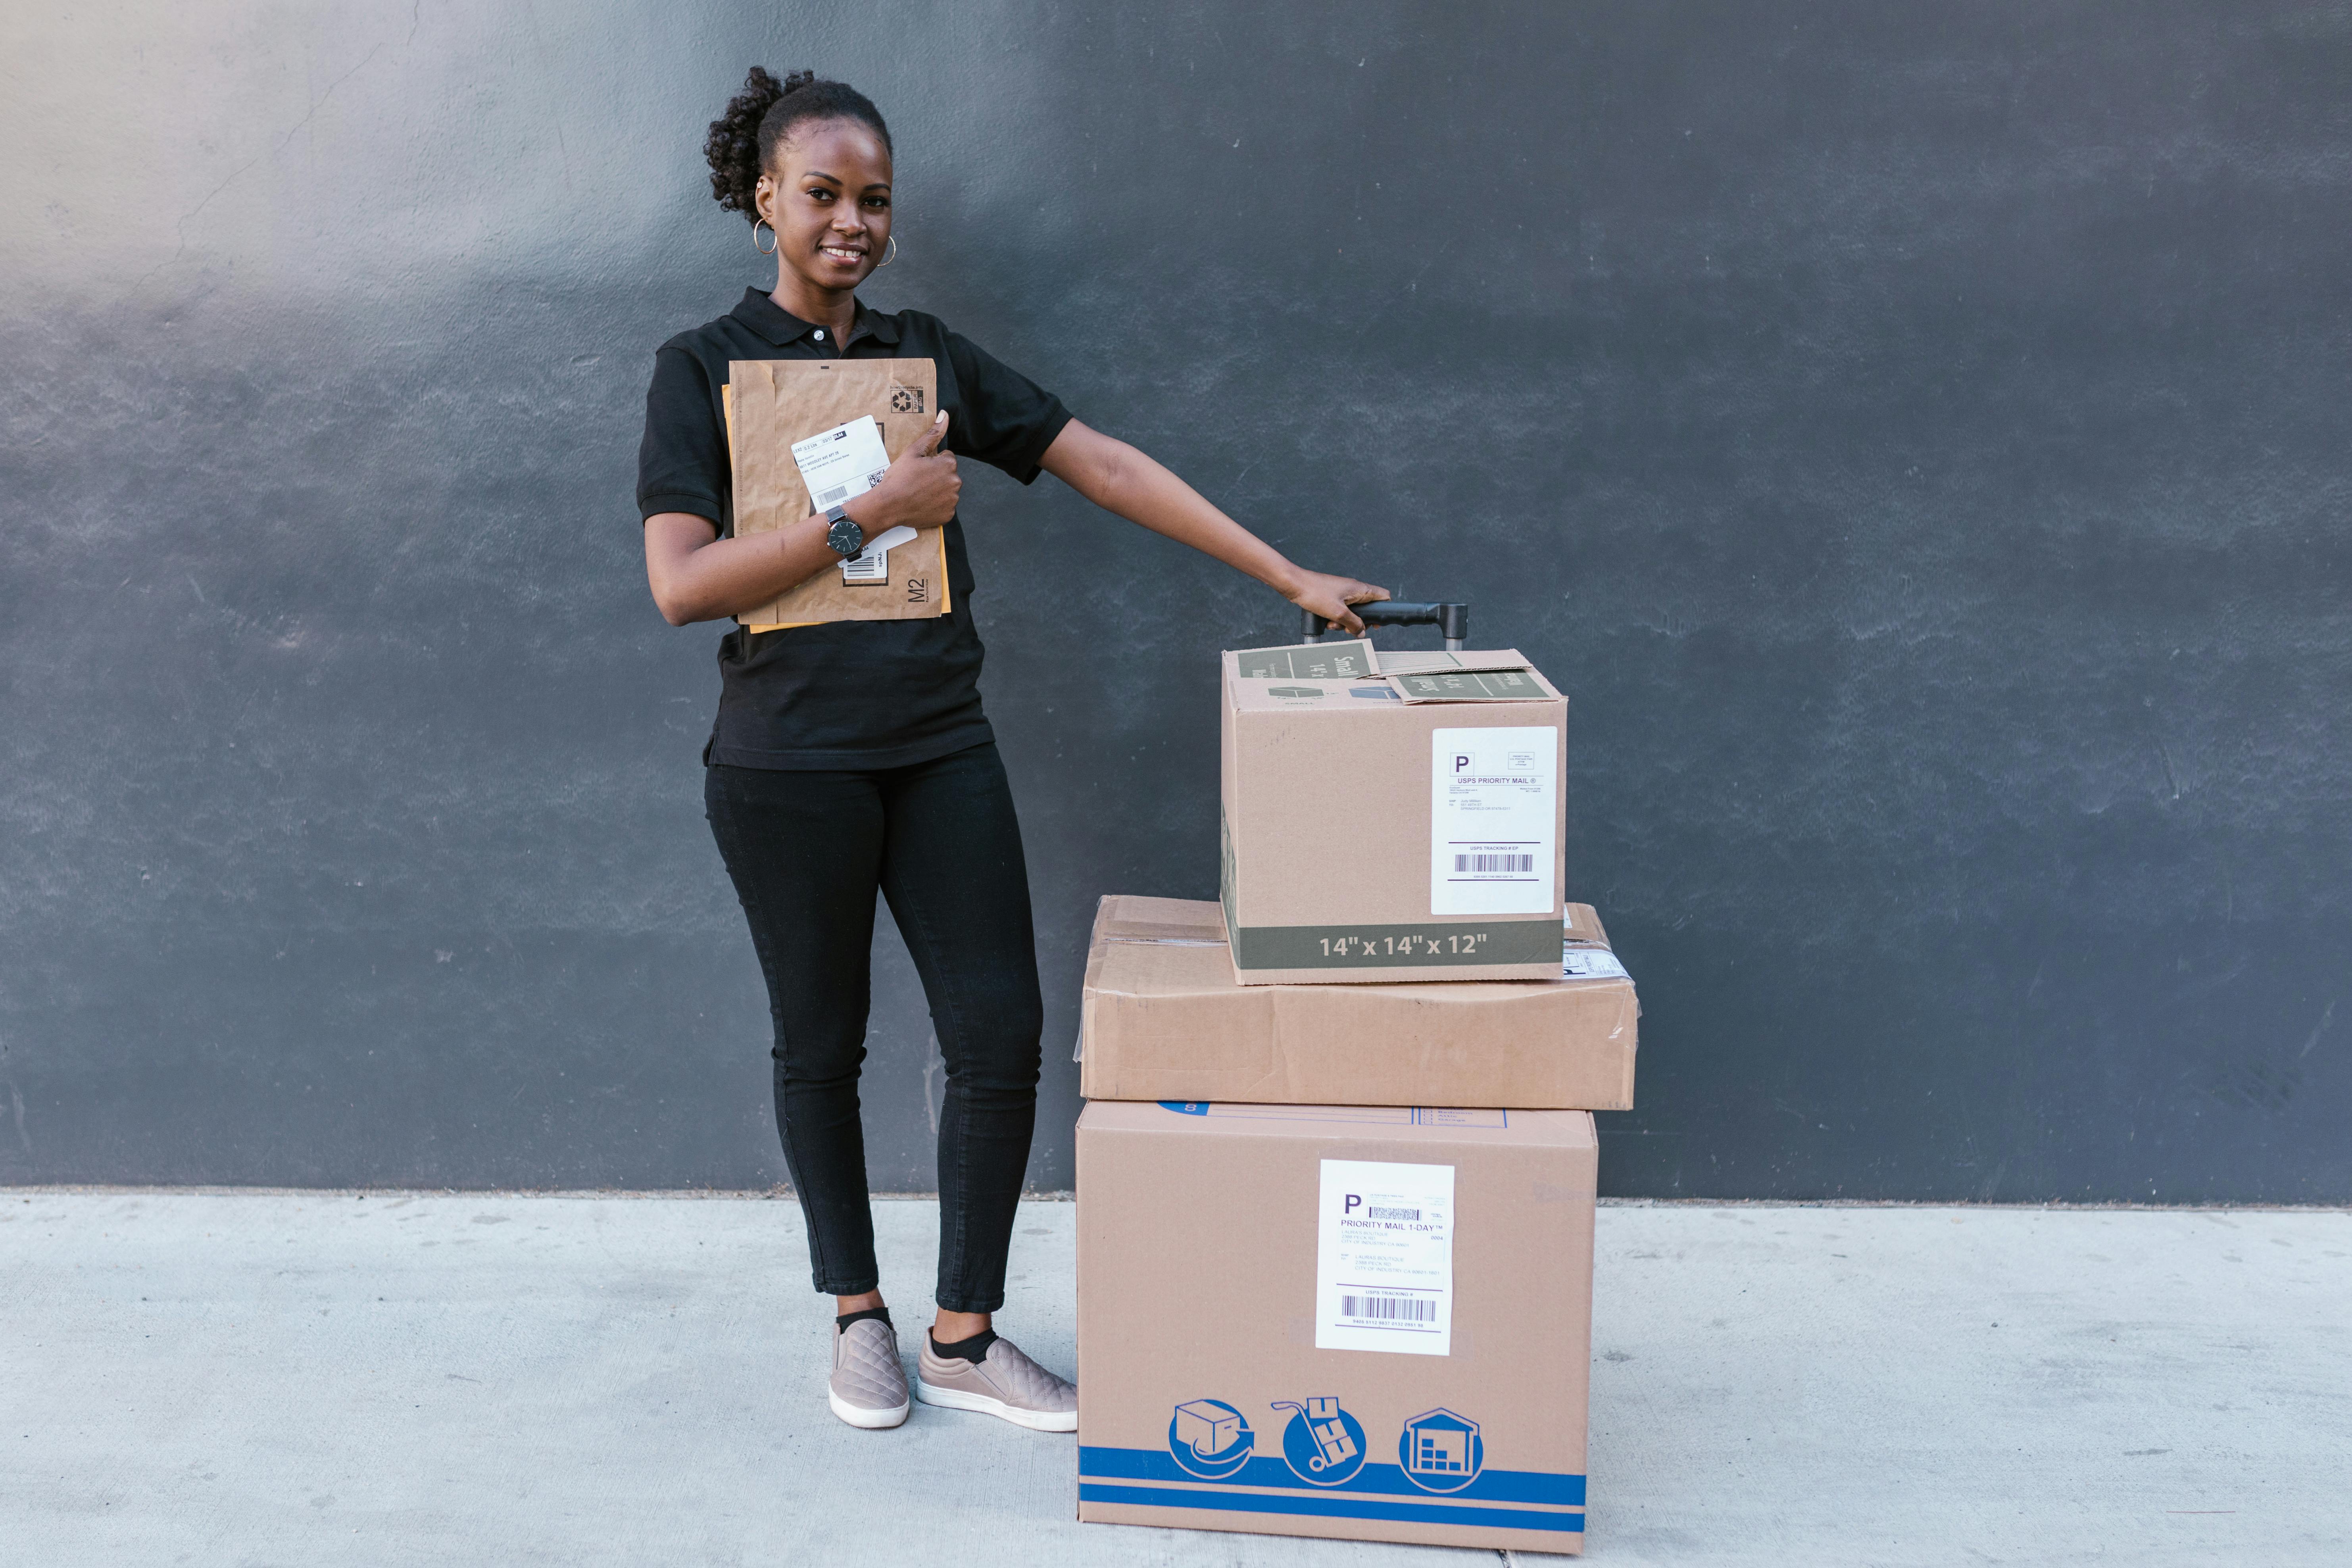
[
  {"x1": 839, "y1": 523, "x2": 918, "y2": 584},
  {"x1": 790, "y1": 415, "x2": 892, "y2": 513},
  {"x1": 1431, "y1": 726, "x2": 1558, "y2": 915},
  {"x1": 1561, "y1": 947, "x2": 1628, "y2": 981},
  {"x1": 1315, "y1": 1159, "x2": 1454, "y2": 1356}
]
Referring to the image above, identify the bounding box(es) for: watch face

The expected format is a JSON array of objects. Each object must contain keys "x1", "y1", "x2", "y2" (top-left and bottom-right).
[{"x1": 827, "y1": 515, "x2": 864, "y2": 557}]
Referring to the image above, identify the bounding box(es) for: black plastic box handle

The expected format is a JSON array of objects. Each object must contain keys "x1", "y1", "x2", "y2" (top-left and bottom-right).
[{"x1": 1301, "y1": 600, "x2": 1469, "y2": 651}]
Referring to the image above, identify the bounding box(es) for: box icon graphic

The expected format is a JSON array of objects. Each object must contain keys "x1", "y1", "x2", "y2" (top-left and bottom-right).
[{"x1": 1168, "y1": 1399, "x2": 1254, "y2": 1478}]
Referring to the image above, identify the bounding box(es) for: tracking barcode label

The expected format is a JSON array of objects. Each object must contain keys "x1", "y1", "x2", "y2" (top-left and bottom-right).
[
  {"x1": 1341, "y1": 1294, "x2": 1435, "y2": 1322},
  {"x1": 1432, "y1": 726, "x2": 1558, "y2": 915},
  {"x1": 1317, "y1": 1159, "x2": 1455, "y2": 1356},
  {"x1": 814, "y1": 469, "x2": 887, "y2": 511},
  {"x1": 1453, "y1": 852, "x2": 1533, "y2": 874},
  {"x1": 836, "y1": 524, "x2": 919, "y2": 586}
]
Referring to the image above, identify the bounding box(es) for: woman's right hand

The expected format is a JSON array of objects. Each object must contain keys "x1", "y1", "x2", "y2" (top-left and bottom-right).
[
  {"x1": 860, "y1": 411, "x2": 959, "y2": 530},
  {"x1": 1284, "y1": 571, "x2": 1391, "y2": 636}
]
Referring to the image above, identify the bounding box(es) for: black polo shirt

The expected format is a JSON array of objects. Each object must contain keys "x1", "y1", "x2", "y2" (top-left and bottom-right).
[{"x1": 637, "y1": 288, "x2": 1072, "y2": 770}]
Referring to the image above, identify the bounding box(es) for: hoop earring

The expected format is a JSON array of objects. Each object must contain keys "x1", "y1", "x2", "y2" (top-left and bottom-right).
[
  {"x1": 873, "y1": 233, "x2": 898, "y2": 269},
  {"x1": 753, "y1": 219, "x2": 777, "y2": 256}
]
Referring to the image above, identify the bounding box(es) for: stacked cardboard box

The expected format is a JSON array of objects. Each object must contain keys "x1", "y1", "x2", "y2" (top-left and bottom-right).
[{"x1": 1075, "y1": 642, "x2": 1638, "y2": 1554}]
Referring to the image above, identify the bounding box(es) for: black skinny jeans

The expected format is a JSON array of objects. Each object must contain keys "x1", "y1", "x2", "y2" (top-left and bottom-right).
[{"x1": 703, "y1": 742, "x2": 1044, "y2": 1314}]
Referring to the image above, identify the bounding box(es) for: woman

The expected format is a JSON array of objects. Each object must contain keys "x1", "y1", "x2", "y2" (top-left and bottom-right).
[{"x1": 637, "y1": 68, "x2": 1387, "y2": 1435}]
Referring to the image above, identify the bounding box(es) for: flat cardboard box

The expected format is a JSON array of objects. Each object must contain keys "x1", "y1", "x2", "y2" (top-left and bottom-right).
[
  {"x1": 723, "y1": 357, "x2": 949, "y2": 628},
  {"x1": 1222, "y1": 644, "x2": 1568, "y2": 984},
  {"x1": 1076, "y1": 1101, "x2": 1595, "y2": 1553},
  {"x1": 1079, "y1": 895, "x2": 1636, "y2": 1109}
]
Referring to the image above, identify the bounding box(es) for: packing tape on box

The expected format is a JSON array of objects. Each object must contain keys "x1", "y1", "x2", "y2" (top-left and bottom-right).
[{"x1": 1102, "y1": 921, "x2": 1230, "y2": 945}]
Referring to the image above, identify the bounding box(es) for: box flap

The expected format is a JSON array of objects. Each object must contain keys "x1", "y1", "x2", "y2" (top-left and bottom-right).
[
  {"x1": 1384, "y1": 653, "x2": 1558, "y2": 704},
  {"x1": 1227, "y1": 641, "x2": 1376, "y2": 681},
  {"x1": 1094, "y1": 893, "x2": 1230, "y2": 947},
  {"x1": 1374, "y1": 649, "x2": 1544, "y2": 677}
]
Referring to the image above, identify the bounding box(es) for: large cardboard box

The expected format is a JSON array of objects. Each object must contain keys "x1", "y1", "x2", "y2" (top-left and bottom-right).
[
  {"x1": 1079, "y1": 895, "x2": 1637, "y2": 1109},
  {"x1": 1076, "y1": 1101, "x2": 1595, "y2": 1553},
  {"x1": 1221, "y1": 643, "x2": 1568, "y2": 984}
]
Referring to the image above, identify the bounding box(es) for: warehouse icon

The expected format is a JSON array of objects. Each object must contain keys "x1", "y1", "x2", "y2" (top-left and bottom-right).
[{"x1": 1397, "y1": 1408, "x2": 1483, "y2": 1492}]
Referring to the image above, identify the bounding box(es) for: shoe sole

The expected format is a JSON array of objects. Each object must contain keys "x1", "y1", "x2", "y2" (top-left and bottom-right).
[
  {"x1": 915, "y1": 1377, "x2": 1077, "y2": 1432},
  {"x1": 828, "y1": 1388, "x2": 910, "y2": 1430}
]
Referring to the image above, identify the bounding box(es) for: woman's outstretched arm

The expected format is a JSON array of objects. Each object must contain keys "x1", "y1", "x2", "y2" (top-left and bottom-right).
[{"x1": 1038, "y1": 420, "x2": 1389, "y2": 634}]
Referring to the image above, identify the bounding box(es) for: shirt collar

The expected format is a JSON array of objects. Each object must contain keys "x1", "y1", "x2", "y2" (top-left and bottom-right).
[{"x1": 731, "y1": 287, "x2": 901, "y2": 349}]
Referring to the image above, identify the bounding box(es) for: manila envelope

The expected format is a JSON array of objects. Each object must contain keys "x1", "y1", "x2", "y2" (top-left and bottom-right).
[{"x1": 724, "y1": 357, "x2": 949, "y2": 628}]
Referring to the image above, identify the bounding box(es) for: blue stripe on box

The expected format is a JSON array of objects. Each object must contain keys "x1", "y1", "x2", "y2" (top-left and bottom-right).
[
  {"x1": 1078, "y1": 1447, "x2": 1586, "y2": 1508},
  {"x1": 1079, "y1": 1483, "x2": 1585, "y2": 1533}
]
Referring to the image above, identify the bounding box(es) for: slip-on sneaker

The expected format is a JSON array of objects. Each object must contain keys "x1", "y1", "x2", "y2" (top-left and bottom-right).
[
  {"x1": 915, "y1": 1335, "x2": 1077, "y2": 1432},
  {"x1": 828, "y1": 1317, "x2": 911, "y2": 1430}
]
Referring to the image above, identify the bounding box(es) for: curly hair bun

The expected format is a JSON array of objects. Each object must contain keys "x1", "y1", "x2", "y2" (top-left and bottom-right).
[{"x1": 705, "y1": 67, "x2": 893, "y2": 223}]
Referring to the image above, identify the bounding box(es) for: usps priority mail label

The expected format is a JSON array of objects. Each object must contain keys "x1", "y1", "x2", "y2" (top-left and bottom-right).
[
  {"x1": 1431, "y1": 727, "x2": 1557, "y2": 916},
  {"x1": 1316, "y1": 1160, "x2": 1454, "y2": 1356}
]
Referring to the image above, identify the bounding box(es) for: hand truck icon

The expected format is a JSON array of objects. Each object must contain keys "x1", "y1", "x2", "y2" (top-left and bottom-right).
[{"x1": 1270, "y1": 1397, "x2": 1359, "y2": 1472}]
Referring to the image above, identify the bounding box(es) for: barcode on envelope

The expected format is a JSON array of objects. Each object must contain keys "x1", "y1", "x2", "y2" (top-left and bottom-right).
[
  {"x1": 815, "y1": 469, "x2": 890, "y2": 510},
  {"x1": 1454, "y1": 853, "x2": 1534, "y2": 874},
  {"x1": 1341, "y1": 1294, "x2": 1435, "y2": 1323}
]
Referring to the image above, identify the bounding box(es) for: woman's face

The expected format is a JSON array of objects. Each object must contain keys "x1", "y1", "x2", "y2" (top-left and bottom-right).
[{"x1": 754, "y1": 118, "x2": 894, "y2": 296}]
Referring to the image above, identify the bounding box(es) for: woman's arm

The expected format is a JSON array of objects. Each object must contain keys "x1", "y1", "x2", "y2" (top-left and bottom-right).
[
  {"x1": 643, "y1": 511, "x2": 834, "y2": 626},
  {"x1": 1037, "y1": 420, "x2": 1389, "y2": 634},
  {"x1": 644, "y1": 412, "x2": 962, "y2": 626}
]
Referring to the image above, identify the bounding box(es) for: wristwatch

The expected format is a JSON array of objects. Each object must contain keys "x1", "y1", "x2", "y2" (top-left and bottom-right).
[{"x1": 823, "y1": 505, "x2": 866, "y2": 559}]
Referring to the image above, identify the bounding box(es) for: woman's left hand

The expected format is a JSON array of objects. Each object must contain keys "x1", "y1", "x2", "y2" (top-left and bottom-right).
[{"x1": 1284, "y1": 572, "x2": 1391, "y2": 636}]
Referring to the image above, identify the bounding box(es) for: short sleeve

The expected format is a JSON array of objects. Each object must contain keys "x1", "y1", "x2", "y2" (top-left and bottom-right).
[
  {"x1": 941, "y1": 329, "x2": 1074, "y2": 485},
  {"x1": 637, "y1": 344, "x2": 726, "y2": 526}
]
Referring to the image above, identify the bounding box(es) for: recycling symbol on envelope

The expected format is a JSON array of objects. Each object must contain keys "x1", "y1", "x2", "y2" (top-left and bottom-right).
[{"x1": 890, "y1": 386, "x2": 925, "y2": 413}]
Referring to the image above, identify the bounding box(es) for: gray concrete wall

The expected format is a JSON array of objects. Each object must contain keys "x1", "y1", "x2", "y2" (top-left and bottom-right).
[{"x1": 4, "y1": 2, "x2": 2347, "y2": 1199}]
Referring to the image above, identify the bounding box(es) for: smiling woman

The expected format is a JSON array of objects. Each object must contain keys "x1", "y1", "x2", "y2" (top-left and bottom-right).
[
  {"x1": 705, "y1": 69, "x2": 897, "y2": 282},
  {"x1": 632, "y1": 65, "x2": 1389, "y2": 1441}
]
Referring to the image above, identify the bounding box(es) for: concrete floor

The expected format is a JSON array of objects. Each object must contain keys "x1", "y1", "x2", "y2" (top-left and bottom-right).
[{"x1": 2, "y1": 1195, "x2": 2346, "y2": 1567}]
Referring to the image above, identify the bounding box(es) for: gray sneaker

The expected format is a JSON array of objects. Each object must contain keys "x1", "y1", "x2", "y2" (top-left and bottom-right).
[
  {"x1": 914, "y1": 1334, "x2": 1077, "y2": 1432},
  {"x1": 828, "y1": 1317, "x2": 911, "y2": 1430}
]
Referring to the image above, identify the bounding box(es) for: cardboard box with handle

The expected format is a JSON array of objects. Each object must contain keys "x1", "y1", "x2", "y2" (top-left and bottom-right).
[{"x1": 1221, "y1": 600, "x2": 1572, "y2": 984}]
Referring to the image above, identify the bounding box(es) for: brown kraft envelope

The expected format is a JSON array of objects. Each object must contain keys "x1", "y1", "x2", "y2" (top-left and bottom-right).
[{"x1": 724, "y1": 357, "x2": 949, "y2": 628}]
